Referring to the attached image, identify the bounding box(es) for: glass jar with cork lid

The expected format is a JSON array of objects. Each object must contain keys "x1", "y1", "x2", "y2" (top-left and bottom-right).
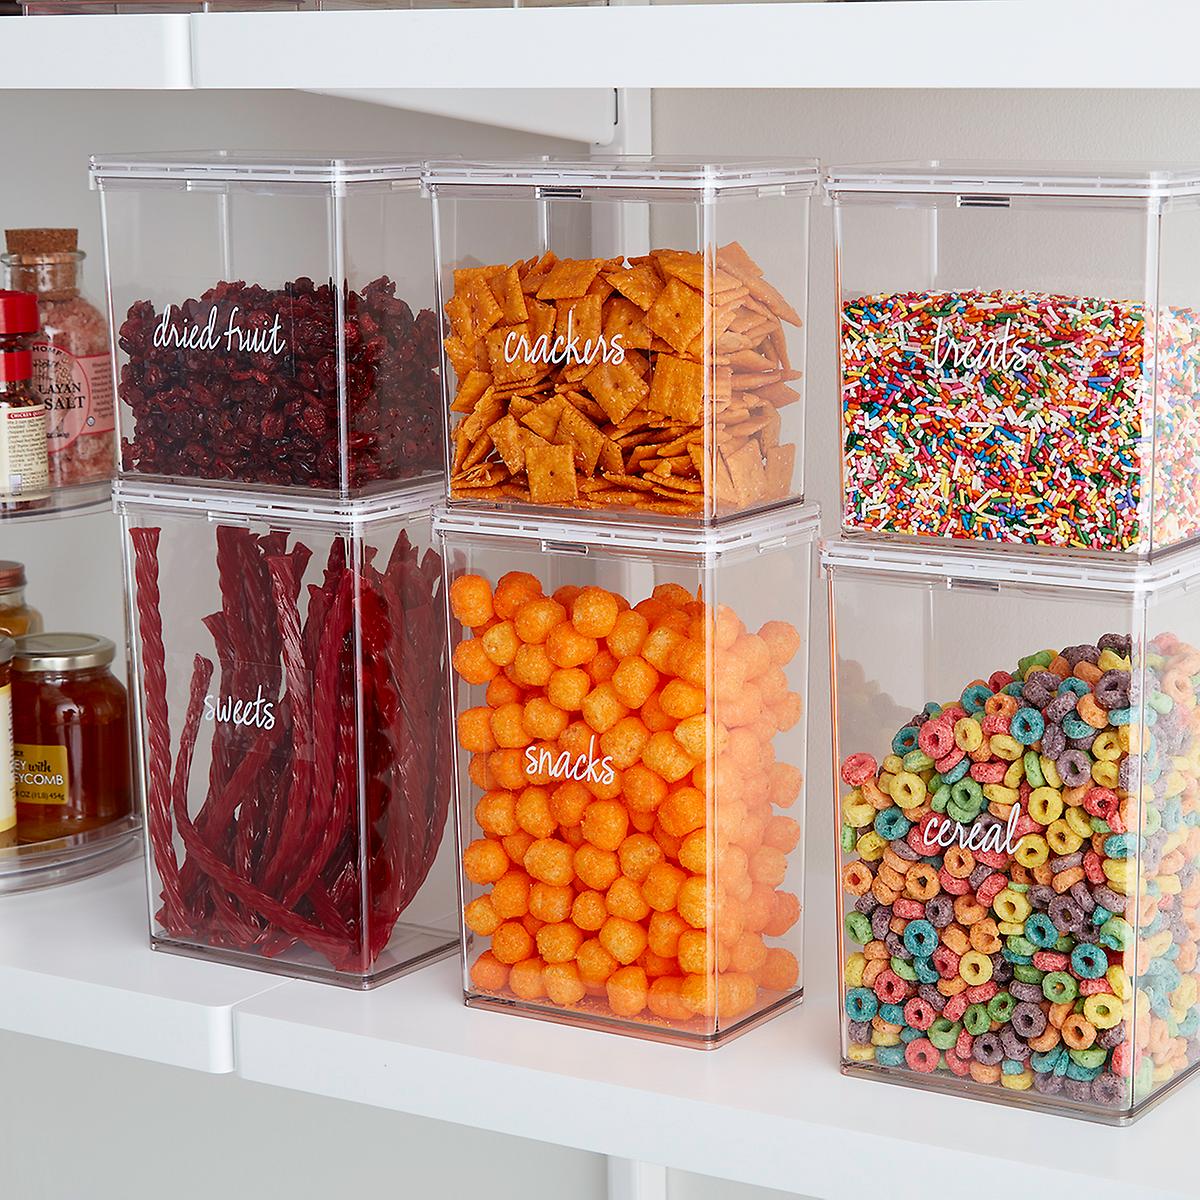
[{"x1": 3, "y1": 228, "x2": 115, "y2": 489}]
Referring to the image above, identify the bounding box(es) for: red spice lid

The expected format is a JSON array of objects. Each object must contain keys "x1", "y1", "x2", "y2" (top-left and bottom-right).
[
  {"x1": 0, "y1": 290, "x2": 38, "y2": 335},
  {"x1": 0, "y1": 561, "x2": 26, "y2": 591},
  {"x1": 0, "y1": 349, "x2": 32, "y2": 383}
]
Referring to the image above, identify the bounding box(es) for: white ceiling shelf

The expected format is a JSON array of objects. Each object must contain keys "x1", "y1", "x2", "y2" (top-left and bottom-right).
[
  {"x1": 3, "y1": 862, "x2": 1199, "y2": 1199},
  {"x1": 7, "y1": 1, "x2": 1200, "y2": 99}
]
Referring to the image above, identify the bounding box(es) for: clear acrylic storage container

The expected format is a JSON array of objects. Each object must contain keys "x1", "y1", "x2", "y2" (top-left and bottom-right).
[
  {"x1": 427, "y1": 158, "x2": 816, "y2": 525},
  {"x1": 828, "y1": 162, "x2": 1200, "y2": 557},
  {"x1": 825, "y1": 535, "x2": 1200, "y2": 1122},
  {"x1": 439, "y1": 502, "x2": 817, "y2": 1044},
  {"x1": 91, "y1": 154, "x2": 442, "y2": 498},
  {"x1": 116, "y1": 478, "x2": 456, "y2": 986}
]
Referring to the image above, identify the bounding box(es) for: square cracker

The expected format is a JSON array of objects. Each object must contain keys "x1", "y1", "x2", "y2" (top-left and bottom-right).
[
  {"x1": 527, "y1": 442, "x2": 578, "y2": 505},
  {"x1": 537, "y1": 258, "x2": 604, "y2": 301},
  {"x1": 603, "y1": 296, "x2": 652, "y2": 351},
  {"x1": 584, "y1": 358, "x2": 650, "y2": 425},
  {"x1": 646, "y1": 277, "x2": 706, "y2": 357},
  {"x1": 647, "y1": 355, "x2": 704, "y2": 425},
  {"x1": 607, "y1": 263, "x2": 664, "y2": 311}
]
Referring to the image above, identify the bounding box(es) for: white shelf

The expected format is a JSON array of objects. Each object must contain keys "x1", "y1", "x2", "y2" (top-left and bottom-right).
[
  {"x1": 0, "y1": 859, "x2": 284, "y2": 1071},
  {"x1": 3, "y1": 863, "x2": 1199, "y2": 1198},
  {"x1": 9, "y1": 1, "x2": 1200, "y2": 96}
]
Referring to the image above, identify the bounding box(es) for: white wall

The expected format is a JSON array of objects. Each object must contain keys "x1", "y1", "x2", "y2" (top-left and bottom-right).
[{"x1": 8, "y1": 86, "x2": 1200, "y2": 1200}]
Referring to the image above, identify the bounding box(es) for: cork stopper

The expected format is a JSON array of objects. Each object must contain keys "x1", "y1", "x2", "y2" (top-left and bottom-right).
[{"x1": 5, "y1": 228, "x2": 78, "y2": 256}]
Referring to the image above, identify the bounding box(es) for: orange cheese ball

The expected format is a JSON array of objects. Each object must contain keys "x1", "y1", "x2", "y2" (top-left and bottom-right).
[
  {"x1": 642, "y1": 626, "x2": 685, "y2": 673},
  {"x1": 659, "y1": 787, "x2": 706, "y2": 839},
  {"x1": 489, "y1": 748, "x2": 531, "y2": 791},
  {"x1": 714, "y1": 605, "x2": 743, "y2": 650},
  {"x1": 742, "y1": 884, "x2": 775, "y2": 934},
  {"x1": 469, "y1": 950, "x2": 509, "y2": 993},
  {"x1": 566, "y1": 587, "x2": 618, "y2": 639},
  {"x1": 559, "y1": 720, "x2": 595, "y2": 759},
  {"x1": 660, "y1": 680, "x2": 706, "y2": 721},
  {"x1": 553, "y1": 584, "x2": 583, "y2": 608},
  {"x1": 758, "y1": 620, "x2": 801, "y2": 667},
  {"x1": 514, "y1": 597, "x2": 567, "y2": 645},
  {"x1": 749, "y1": 845, "x2": 788, "y2": 888},
  {"x1": 677, "y1": 829, "x2": 707, "y2": 875},
  {"x1": 529, "y1": 882, "x2": 574, "y2": 924},
  {"x1": 572, "y1": 889, "x2": 608, "y2": 932},
  {"x1": 480, "y1": 620, "x2": 520, "y2": 667},
  {"x1": 671, "y1": 640, "x2": 707, "y2": 690},
  {"x1": 549, "y1": 781, "x2": 592, "y2": 827},
  {"x1": 501, "y1": 830, "x2": 535, "y2": 867},
  {"x1": 648, "y1": 976, "x2": 693, "y2": 1022},
  {"x1": 581, "y1": 800, "x2": 629, "y2": 852},
  {"x1": 574, "y1": 843, "x2": 620, "y2": 891},
  {"x1": 677, "y1": 929, "x2": 712, "y2": 976},
  {"x1": 617, "y1": 833, "x2": 664, "y2": 883},
  {"x1": 768, "y1": 762, "x2": 803, "y2": 809},
  {"x1": 611, "y1": 656, "x2": 658, "y2": 708},
  {"x1": 756, "y1": 947, "x2": 800, "y2": 992},
  {"x1": 511, "y1": 643, "x2": 554, "y2": 689},
  {"x1": 546, "y1": 623, "x2": 597, "y2": 669},
  {"x1": 672, "y1": 714, "x2": 708, "y2": 760},
  {"x1": 643, "y1": 732, "x2": 695, "y2": 784},
  {"x1": 606, "y1": 610, "x2": 650, "y2": 659},
  {"x1": 577, "y1": 937, "x2": 619, "y2": 986},
  {"x1": 544, "y1": 961, "x2": 587, "y2": 1007},
  {"x1": 515, "y1": 787, "x2": 556, "y2": 839},
  {"x1": 600, "y1": 716, "x2": 651, "y2": 769},
  {"x1": 763, "y1": 815, "x2": 801, "y2": 854},
  {"x1": 733, "y1": 634, "x2": 771, "y2": 680},
  {"x1": 485, "y1": 675, "x2": 524, "y2": 708},
  {"x1": 773, "y1": 693, "x2": 804, "y2": 733},
  {"x1": 560, "y1": 824, "x2": 585, "y2": 849},
  {"x1": 509, "y1": 957, "x2": 547, "y2": 1000},
  {"x1": 588, "y1": 648, "x2": 619, "y2": 685},
  {"x1": 606, "y1": 876, "x2": 651, "y2": 923},
  {"x1": 450, "y1": 575, "x2": 494, "y2": 629},
  {"x1": 524, "y1": 837, "x2": 574, "y2": 887},
  {"x1": 453, "y1": 639, "x2": 499, "y2": 686},
  {"x1": 464, "y1": 895, "x2": 502, "y2": 937},
  {"x1": 623, "y1": 764, "x2": 668, "y2": 813},
  {"x1": 719, "y1": 973, "x2": 758, "y2": 1020},
  {"x1": 639, "y1": 691, "x2": 677, "y2": 734},
  {"x1": 730, "y1": 931, "x2": 769, "y2": 974},
  {"x1": 523, "y1": 696, "x2": 569, "y2": 742},
  {"x1": 547, "y1": 668, "x2": 590, "y2": 711},
  {"x1": 757, "y1": 666, "x2": 789, "y2": 706},
  {"x1": 721, "y1": 691, "x2": 764, "y2": 732},
  {"x1": 493, "y1": 571, "x2": 543, "y2": 620},
  {"x1": 642, "y1": 862, "x2": 687, "y2": 912},
  {"x1": 634, "y1": 597, "x2": 668, "y2": 624},
  {"x1": 677, "y1": 876, "x2": 711, "y2": 929},
  {"x1": 647, "y1": 909, "x2": 688, "y2": 958},
  {"x1": 681, "y1": 973, "x2": 717, "y2": 1018},
  {"x1": 536, "y1": 921, "x2": 586, "y2": 964},
  {"x1": 458, "y1": 707, "x2": 498, "y2": 753},
  {"x1": 581, "y1": 683, "x2": 629, "y2": 734},
  {"x1": 606, "y1": 965, "x2": 649, "y2": 1017},
  {"x1": 639, "y1": 949, "x2": 677, "y2": 979},
  {"x1": 522, "y1": 913, "x2": 545, "y2": 937},
  {"x1": 653, "y1": 820, "x2": 683, "y2": 860},
  {"x1": 629, "y1": 809, "x2": 657, "y2": 835},
  {"x1": 463, "y1": 838, "x2": 509, "y2": 886},
  {"x1": 468, "y1": 753, "x2": 495, "y2": 792},
  {"x1": 653, "y1": 582, "x2": 693, "y2": 609},
  {"x1": 490, "y1": 868, "x2": 532, "y2": 919},
  {"x1": 599, "y1": 916, "x2": 648, "y2": 965},
  {"x1": 492, "y1": 920, "x2": 535, "y2": 965},
  {"x1": 764, "y1": 890, "x2": 801, "y2": 938},
  {"x1": 491, "y1": 702, "x2": 532, "y2": 750}
]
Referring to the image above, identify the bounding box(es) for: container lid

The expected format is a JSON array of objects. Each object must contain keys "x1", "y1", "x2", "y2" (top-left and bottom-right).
[
  {"x1": 820, "y1": 535, "x2": 1200, "y2": 596},
  {"x1": 13, "y1": 633, "x2": 115, "y2": 673},
  {"x1": 0, "y1": 637, "x2": 12, "y2": 667},
  {"x1": 424, "y1": 157, "x2": 819, "y2": 195},
  {"x1": 435, "y1": 501, "x2": 821, "y2": 555},
  {"x1": 0, "y1": 290, "x2": 39, "y2": 335},
  {"x1": 0, "y1": 561, "x2": 27, "y2": 591},
  {"x1": 113, "y1": 477, "x2": 443, "y2": 526},
  {"x1": 824, "y1": 160, "x2": 1200, "y2": 201},
  {"x1": 90, "y1": 152, "x2": 424, "y2": 188}
]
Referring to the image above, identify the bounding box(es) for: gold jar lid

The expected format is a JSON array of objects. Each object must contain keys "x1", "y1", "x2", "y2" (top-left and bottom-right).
[{"x1": 13, "y1": 632, "x2": 115, "y2": 673}]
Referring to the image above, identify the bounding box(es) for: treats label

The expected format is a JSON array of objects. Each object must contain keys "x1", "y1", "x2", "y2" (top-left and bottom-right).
[
  {"x1": 0, "y1": 683, "x2": 13, "y2": 831},
  {"x1": 930, "y1": 318, "x2": 1033, "y2": 381},
  {"x1": 14, "y1": 743, "x2": 69, "y2": 806},
  {"x1": 153, "y1": 303, "x2": 287, "y2": 357},
  {"x1": 33, "y1": 344, "x2": 116, "y2": 453},
  {"x1": 524, "y1": 736, "x2": 616, "y2": 786}
]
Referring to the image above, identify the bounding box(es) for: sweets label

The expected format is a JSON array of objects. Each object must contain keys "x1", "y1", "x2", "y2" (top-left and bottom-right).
[
  {"x1": 0, "y1": 684, "x2": 13, "y2": 831},
  {"x1": 153, "y1": 303, "x2": 287, "y2": 357},
  {"x1": 14, "y1": 743, "x2": 69, "y2": 806},
  {"x1": 525, "y1": 737, "x2": 616, "y2": 786},
  {"x1": 920, "y1": 804, "x2": 1022, "y2": 856},
  {"x1": 203, "y1": 683, "x2": 277, "y2": 731}
]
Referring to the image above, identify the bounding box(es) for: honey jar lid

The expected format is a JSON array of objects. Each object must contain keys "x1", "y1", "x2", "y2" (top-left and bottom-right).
[
  {"x1": 13, "y1": 632, "x2": 115, "y2": 673},
  {"x1": 0, "y1": 561, "x2": 27, "y2": 591},
  {"x1": 0, "y1": 637, "x2": 13, "y2": 666}
]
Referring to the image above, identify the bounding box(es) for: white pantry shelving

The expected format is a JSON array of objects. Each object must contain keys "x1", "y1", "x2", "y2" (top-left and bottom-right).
[{"x1": 2, "y1": 862, "x2": 1199, "y2": 1200}]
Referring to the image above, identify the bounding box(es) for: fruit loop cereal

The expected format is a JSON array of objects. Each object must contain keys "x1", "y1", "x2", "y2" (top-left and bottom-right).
[
  {"x1": 444, "y1": 246, "x2": 802, "y2": 519},
  {"x1": 838, "y1": 632, "x2": 1200, "y2": 1114},
  {"x1": 450, "y1": 570, "x2": 805, "y2": 1038},
  {"x1": 841, "y1": 289, "x2": 1200, "y2": 554}
]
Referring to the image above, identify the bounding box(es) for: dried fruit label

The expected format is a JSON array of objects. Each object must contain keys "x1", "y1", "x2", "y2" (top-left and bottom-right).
[
  {"x1": 0, "y1": 404, "x2": 49, "y2": 498},
  {"x1": 0, "y1": 683, "x2": 14, "y2": 833},
  {"x1": 14, "y1": 743, "x2": 69, "y2": 806},
  {"x1": 33, "y1": 344, "x2": 115, "y2": 454},
  {"x1": 152, "y1": 303, "x2": 287, "y2": 357}
]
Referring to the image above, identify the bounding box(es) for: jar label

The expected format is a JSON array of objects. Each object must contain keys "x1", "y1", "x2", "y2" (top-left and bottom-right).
[
  {"x1": 0, "y1": 684, "x2": 14, "y2": 833},
  {"x1": 32, "y1": 344, "x2": 116, "y2": 454},
  {"x1": 0, "y1": 405, "x2": 50, "y2": 498},
  {"x1": 13, "y1": 743, "x2": 69, "y2": 806}
]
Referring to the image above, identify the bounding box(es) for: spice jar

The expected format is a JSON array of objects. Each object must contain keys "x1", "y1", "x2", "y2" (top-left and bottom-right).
[
  {"x1": 0, "y1": 289, "x2": 49, "y2": 507},
  {"x1": 0, "y1": 562, "x2": 43, "y2": 638},
  {"x1": 0, "y1": 637, "x2": 14, "y2": 850},
  {"x1": 3, "y1": 230, "x2": 115, "y2": 490},
  {"x1": 12, "y1": 633, "x2": 131, "y2": 844}
]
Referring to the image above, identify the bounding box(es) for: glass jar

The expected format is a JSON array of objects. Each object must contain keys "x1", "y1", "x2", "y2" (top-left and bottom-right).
[
  {"x1": 12, "y1": 633, "x2": 131, "y2": 844},
  {"x1": 0, "y1": 289, "x2": 49, "y2": 508},
  {"x1": 0, "y1": 637, "x2": 14, "y2": 850},
  {"x1": 0, "y1": 561, "x2": 43, "y2": 638},
  {"x1": 3, "y1": 229, "x2": 116, "y2": 490}
]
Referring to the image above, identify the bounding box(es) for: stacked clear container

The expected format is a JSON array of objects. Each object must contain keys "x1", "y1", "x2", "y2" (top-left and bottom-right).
[
  {"x1": 95, "y1": 154, "x2": 456, "y2": 985},
  {"x1": 826, "y1": 162, "x2": 1200, "y2": 1120},
  {"x1": 828, "y1": 162, "x2": 1200, "y2": 558},
  {"x1": 428, "y1": 158, "x2": 818, "y2": 1043}
]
